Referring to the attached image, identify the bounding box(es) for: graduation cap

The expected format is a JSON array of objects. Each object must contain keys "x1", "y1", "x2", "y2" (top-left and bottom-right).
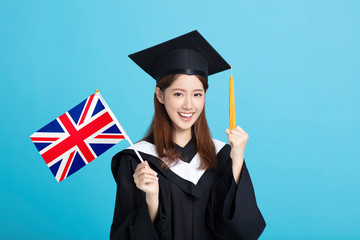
[{"x1": 128, "y1": 30, "x2": 231, "y2": 81}]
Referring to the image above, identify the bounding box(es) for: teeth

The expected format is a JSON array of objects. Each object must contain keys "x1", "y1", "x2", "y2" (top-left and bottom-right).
[{"x1": 179, "y1": 112, "x2": 193, "y2": 118}]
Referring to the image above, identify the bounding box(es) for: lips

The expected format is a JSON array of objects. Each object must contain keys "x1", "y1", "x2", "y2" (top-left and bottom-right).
[{"x1": 178, "y1": 112, "x2": 194, "y2": 118}]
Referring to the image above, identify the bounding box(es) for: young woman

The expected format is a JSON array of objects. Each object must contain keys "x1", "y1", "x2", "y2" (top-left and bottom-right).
[{"x1": 110, "y1": 31, "x2": 266, "y2": 240}]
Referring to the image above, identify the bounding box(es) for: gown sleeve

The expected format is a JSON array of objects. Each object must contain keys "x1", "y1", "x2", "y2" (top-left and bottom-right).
[
  {"x1": 207, "y1": 160, "x2": 266, "y2": 240},
  {"x1": 110, "y1": 152, "x2": 168, "y2": 240}
]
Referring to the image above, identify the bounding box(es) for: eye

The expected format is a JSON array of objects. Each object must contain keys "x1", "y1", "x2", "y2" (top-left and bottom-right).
[
  {"x1": 174, "y1": 92, "x2": 183, "y2": 97},
  {"x1": 194, "y1": 93, "x2": 203, "y2": 97}
]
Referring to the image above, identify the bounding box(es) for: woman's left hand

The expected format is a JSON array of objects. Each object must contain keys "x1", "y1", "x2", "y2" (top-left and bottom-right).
[{"x1": 225, "y1": 126, "x2": 249, "y2": 184}]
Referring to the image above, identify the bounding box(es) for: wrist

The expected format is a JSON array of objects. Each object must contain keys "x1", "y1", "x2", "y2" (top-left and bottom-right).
[
  {"x1": 145, "y1": 192, "x2": 159, "y2": 223},
  {"x1": 232, "y1": 158, "x2": 244, "y2": 169},
  {"x1": 146, "y1": 192, "x2": 159, "y2": 204},
  {"x1": 231, "y1": 151, "x2": 244, "y2": 163}
]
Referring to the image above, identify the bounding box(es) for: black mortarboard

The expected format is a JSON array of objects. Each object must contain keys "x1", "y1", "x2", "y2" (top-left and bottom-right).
[{"x1": 128, "y1": 30, "x2": 231, "y2": 81}]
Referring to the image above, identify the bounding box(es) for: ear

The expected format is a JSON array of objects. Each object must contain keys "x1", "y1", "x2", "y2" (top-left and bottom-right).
[{"x1": 155, "y1": 87, "x2": 165, "y2": 104}]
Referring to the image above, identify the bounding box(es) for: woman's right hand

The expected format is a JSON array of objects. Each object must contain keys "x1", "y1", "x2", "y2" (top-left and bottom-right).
[{"x1": 133, "y1": 161, "x2": 159, "y2": 197}]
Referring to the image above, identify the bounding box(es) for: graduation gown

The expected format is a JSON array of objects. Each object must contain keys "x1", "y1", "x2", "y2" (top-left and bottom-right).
[{"x1": 110, "y1": 138, "x2": 265, "y2": 240}]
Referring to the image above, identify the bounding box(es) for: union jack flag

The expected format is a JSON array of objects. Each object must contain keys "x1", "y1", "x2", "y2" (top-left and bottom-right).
[{"x1": 30, "y1": 91, "x2": 127, "y2": 182}]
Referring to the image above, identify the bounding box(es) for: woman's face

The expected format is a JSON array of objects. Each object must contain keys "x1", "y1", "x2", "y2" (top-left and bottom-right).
[{"x1": 156, "y1": 74, "x2": 205, "y2": 135}]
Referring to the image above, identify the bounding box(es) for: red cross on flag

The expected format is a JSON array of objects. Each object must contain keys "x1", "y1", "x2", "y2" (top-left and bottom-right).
[{"x1": 30, "y1": 91, "x2": 131, "y2": 182}]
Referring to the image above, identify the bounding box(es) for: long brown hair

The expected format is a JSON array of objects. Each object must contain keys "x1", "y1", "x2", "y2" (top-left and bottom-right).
[{"x1": 144, "y1": 74, "x2": 217, "y2": 169}]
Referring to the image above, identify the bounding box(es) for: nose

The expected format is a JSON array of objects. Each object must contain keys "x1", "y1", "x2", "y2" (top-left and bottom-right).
[{"x1": 182, "y1": 95, "x2": 192, "y2": 110}]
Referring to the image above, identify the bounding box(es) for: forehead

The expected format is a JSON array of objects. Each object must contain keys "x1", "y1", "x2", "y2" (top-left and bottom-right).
[{"x1": 169, "y1": 74, "x2": 204, "y2": 90}]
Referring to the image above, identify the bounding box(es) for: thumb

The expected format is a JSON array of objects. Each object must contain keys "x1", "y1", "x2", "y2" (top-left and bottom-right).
[
  {"x1": 225, "y1": 129, "x2": 231, "y2": 135},
  {"x1": 144, "y1": 160, "x2": 150, "y2": 168}
]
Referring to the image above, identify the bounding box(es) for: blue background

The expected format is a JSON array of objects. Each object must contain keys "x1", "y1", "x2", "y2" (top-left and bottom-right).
[{"x1": 1, "y1": 0, "x2": 359, "y2": 239}]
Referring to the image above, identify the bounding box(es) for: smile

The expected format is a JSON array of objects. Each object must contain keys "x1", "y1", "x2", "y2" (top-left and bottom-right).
[{"x1": 178, "y1": 112, "x2": 194, "y2": 118}]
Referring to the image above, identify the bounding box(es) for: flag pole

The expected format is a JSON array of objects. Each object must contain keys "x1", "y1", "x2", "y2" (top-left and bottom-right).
[{"x1": 95, "y1": 89, "x2": 144, "y2": 163}]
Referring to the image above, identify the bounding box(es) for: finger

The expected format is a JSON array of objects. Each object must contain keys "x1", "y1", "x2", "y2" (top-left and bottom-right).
[
  {"x1": 229, "y1": 128, "x2": 248, "y2": 137},
  {"x1": 231, "y1": 133, "x2": 248, "y2": 141},
  {"x1": 134, "y1": 167, "x2": 148, "y2": 179},
  {"x1": 229, "y1": 129, "x2": 242, "y2": 136},
  {"x1": 134, "y1": 166, "x2": 158, "y2": 179},
  {"x1": 235, "y1": 126, "x2": 247, "y2": 134},
  {"x1": 144, "y1": 160, "x2": 150, "y2": 169},
  {"x1": 227, "y1": 132, "x2": 243, "y2": 142},
  {"x1": 135, "y1": 177, "x2": 159, "y2": 186},
  {"x1": 228, "y1": 132, "x2": 247, "y2": 141},
  {"x1": 136, "y1": 161, "x2": 150, "y2": 171},
  {"x1": 139, "y1": 177, "x2": 159, "y2": 185},
  {"x1": 135, "y1": 162, "x2": 147, "y2": 171},
  {"x1": 134, "y1": 176, "x2": 159, "y2": 188},
  {"x1": 134, "y1": 164, "x2": 146, "y2": 176},
  {"x1": 137, "y1": 183, "x2": 158, "y2": 194},
  {"x1": 227, "y1": 128, "x2": 243, "y2": 135},
  {"x1": 137, "y1": 173, "x2": 159, "y2": 181},
  {"x1": 230, "y1": 128, "x2": 241, "y2": 134},
  {"x1": 135, "y1": 161, "x2": 155, "y2": 173},
  {"x1": 228, "y1": 134, "x2": 248, "y2": 144},
  {"x1": 136, "y1": 180, "x2": 156, "y2": 191}
]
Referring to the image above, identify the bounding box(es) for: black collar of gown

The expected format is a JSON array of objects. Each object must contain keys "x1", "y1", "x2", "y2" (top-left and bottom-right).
[{"x1": 175, "y1": 137, "x2": 197, "y2": 163}]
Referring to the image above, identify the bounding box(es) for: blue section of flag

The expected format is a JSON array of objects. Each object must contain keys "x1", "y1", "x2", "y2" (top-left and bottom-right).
[
  {"x1": 50, "y1": 160, "x2": 62, "y2": 177},
  {"x1": 68, "y1": 98, "x2": 87, "y2": 125},
  {"x1": 37, "y1": 119, "x2": 64, "y2": 133},
  {"x1": 90, "y1": 143, "x2": 115, "y2": 157},
  {"x1": 67, "y1": 152, "x2": 86, "y2": 177},
  {"x1": 34, "y1": 142, "x2": 52, "y2": 152},
  {"x1": 103, "y1": 124, "x2": 121, "y2": 134},
  {"x1": 92, "y1": 99, "x2": 105, "y2": 117}
]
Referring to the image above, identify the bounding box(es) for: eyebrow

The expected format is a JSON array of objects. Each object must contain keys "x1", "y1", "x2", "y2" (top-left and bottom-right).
[{"x1": 170, "y1": 88, "x2": 204, "y2": 92}]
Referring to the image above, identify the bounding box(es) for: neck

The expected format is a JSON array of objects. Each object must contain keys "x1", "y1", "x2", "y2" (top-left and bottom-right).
[{"x1": 173, "y1": 128, "x2": 192, "y2": 147}]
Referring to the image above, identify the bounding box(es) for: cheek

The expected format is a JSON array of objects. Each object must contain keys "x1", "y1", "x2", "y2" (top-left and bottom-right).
[
  {"x1": 164, "y1": 96, "x2": 180, "y2": 112},
  {"x1": 195, "y1": 98, "x2": 205, "y2": 111}
]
